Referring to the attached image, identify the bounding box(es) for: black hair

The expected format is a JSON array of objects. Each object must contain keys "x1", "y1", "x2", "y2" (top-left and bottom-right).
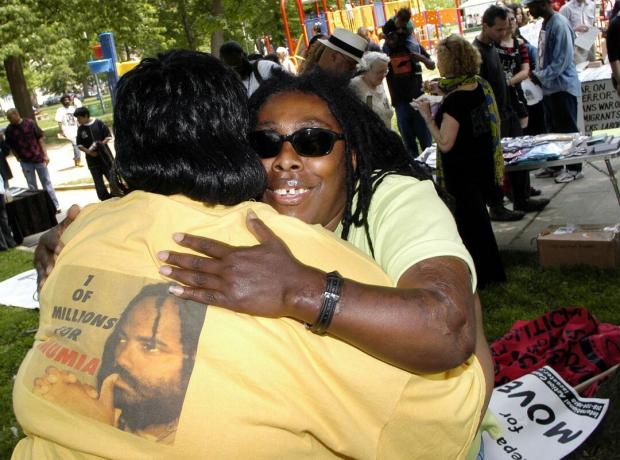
[
  {"x1": 263, "y1": 53, "x2": 280, "y2": 64},
  {"x1": 113, "y1": 49, "x2": 266, "y2": 205},
  {"x1": 219, "y1": 41, "x2": 245, "y2": 57},
  {"x1": 74, "y1": 107, "x2": 90, "y2": 118},
  {"x1": 248, "y1": 70, "x2": 432, "y2": 255},
  {"x1": 483, "y1": 4, "x2": 509, "y2": 27},
  {"x1": 395, "y1": 7, "x2": 412, "y2": 22},
  {"x1": 61, "y1": 94, "x2": 71, "y2": 102},
  {"x1": 506, "y1": 3, "x2": 526, "y2": 41},
  {"x1": 613, "y1": 0, "x2": 619, "y2": 17}
]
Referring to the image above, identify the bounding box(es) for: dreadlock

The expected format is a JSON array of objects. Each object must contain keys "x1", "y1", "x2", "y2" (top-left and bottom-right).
[{"x1": 249, "y1": 69, "x2": 433, "y2": 256}]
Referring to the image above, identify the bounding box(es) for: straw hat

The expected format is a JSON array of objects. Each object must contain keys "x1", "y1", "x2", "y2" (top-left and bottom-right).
[{"x1": 318, "y1": 28, "x2": 367, "y2": 62}]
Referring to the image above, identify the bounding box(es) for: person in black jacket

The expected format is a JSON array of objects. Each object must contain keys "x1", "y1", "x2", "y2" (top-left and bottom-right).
[
  {"x1": 0, "y1": 130, "x2": 13, "y2": 190},
  {"x1": 75, "y1": 107, "x2": 114, "y2": 200}
]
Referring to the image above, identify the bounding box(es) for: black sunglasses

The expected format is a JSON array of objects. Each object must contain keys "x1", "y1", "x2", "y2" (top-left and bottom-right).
[{"x1": 249, "y1": 128, "x2": 344, "y2": 159}]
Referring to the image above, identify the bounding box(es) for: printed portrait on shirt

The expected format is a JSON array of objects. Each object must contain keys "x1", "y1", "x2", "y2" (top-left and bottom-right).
[{"x1": 28, "y1": 269, "x2": 207, "y2": 445}]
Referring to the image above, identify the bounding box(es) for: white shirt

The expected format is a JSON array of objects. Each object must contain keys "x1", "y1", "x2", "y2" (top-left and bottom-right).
[
  {"x1": 55, "y1": 105, "x2": 78, "y2": 142},
  {"x1": 349, "y1": 76, "x2": 394, "y2": 129},
  {"x1": 280, "y1": 58, "x2": 297, "y2": 75},
  {"x1": 560, "y1": 0, "x2": 595, "y2": 29},
  {"x1": 242, "y1": 60, "x2": 281, "y2": 97}
]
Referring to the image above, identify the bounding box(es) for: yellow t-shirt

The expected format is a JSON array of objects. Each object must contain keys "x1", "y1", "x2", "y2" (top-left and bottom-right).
[
  {"x1": 13, "y1": 191, "x2": 484, "y2": 459},
  {"x1": 336, "y1": 174, "x2": 477, "y2": 287}
]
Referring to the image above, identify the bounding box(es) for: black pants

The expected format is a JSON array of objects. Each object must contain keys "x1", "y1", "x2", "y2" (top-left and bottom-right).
[
  {"x1": 543, "y1": 92, "x2": 581, "y2": 173},
  {"x1": 451, "y1": 185, "x2": 506, "y2": 289},
  {"x1": 524, "y1": 101, "x2": 547, "y2": 136},
  {"x1": 0, "y1": 194, "x2": 16, "y2": 250},
  {"x1": 89, "y1": 165, "x2": 112, "y2": 201},
  {"x1": 508, "y1": 170, "x2": 532, "y2": 207},
  {"x1": 488, "y1": 112, "x2": 530, "y2": 206}
]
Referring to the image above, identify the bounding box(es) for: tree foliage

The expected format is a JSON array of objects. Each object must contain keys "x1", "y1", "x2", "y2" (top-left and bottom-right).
[{"x1": 0, "y1": 0, "x2": 313, "y2": 99}]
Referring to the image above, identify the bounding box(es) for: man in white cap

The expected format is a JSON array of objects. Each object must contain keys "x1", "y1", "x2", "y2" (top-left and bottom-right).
[{"x1": 317, "y1": 28, "x2": 368, "y2": 79}]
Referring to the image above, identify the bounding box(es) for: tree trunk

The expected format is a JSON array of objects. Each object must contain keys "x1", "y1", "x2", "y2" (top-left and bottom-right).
[
  {"x1": 82, "y1": 77, "x2": 92, "y2": 98},
  {"x1": 4, "y1": 55, "x2": 34, "y2": 120},
  {"x1": 179, "y1": 0, "x2": 197, "y2": 50},
  {"x1": 210, "y1": 0, "x2": 224, "y2": 57}
]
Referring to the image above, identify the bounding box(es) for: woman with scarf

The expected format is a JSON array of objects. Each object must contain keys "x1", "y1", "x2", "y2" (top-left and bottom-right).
[{"x1": 413, "y1": 34, "x2": 506, "y2": 288}]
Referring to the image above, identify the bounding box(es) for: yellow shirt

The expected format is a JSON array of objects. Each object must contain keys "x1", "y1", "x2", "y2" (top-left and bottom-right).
[
  {"x1": 337, "y1": 174, "x2": 477, "y2": 287},
  {"x1": 13, "y1": 192, "x2": 484, "y2": 459}
]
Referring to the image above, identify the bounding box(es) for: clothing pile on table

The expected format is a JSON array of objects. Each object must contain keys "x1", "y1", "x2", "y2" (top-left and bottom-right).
[
  {"x1": 420, "y1": 133, "x2": 590, "y2": 171},
  {"x1": 501, "y1": 133, "x2": 588, "y2": 166}
]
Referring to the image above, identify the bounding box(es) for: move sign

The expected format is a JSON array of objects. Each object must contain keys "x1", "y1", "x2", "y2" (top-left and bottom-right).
[{"x1": 483, "y1": 366, "x2": 608, "y2": 460}]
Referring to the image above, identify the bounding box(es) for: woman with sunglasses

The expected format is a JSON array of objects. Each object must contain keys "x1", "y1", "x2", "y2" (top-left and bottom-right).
[
  {"x1": 157, "y1": 71, "x2": 495, "y2": 457},
  {"x1": 37, "y1": 70, "x2": 492, "y2": 379},
  {"x1": 157, "y1": 70, "x2": 494, "y2": 397},
  {"x1": 36, "y1": 69, "x2": 493, "y2": 435}
]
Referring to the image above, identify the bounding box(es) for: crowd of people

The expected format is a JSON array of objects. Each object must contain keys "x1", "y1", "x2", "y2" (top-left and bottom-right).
[
  {"x1": 1, "y1": 90, "x2": 116, "y2": 221},
  {"x1": 3, "y1": 1, "x2": 620, "y2": 458}
]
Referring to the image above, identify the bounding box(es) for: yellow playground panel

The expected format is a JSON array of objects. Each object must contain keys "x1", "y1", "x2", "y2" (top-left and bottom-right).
[
  {"x1": 323, "y1": 0, "x2": 462, "y2": 51},
  {"x1": 327, "y1": 1, "x2": 426, "y2": 32},
  {"x1": 117, "y1": 60, "x2": 140, "y2": 77},
  {"x1": 384, "y1": 0, "x2": 425, "y2": 16}
]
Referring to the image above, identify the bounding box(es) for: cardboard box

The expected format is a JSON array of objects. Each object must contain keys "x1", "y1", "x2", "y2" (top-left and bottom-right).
[{"x1": 537, "y1": 224, "x2": 620, "y2": 268}]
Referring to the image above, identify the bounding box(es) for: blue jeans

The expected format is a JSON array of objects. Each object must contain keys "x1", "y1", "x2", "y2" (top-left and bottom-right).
[
  {"x1": 394, "y1": 101, "x2": 432, "y2": 159},
  {"x1": 20, "y1": 162, "x2": 60, "y2": 210},
  {"x1": 71, "y1": 143, "x2": 81, "y2": 161},
  {"x1": 476, "y1": 437, "x2": 485, "y2": 460}
]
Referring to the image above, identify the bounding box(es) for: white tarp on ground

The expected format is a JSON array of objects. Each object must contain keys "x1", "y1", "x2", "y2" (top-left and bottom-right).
[
  {"x1": 483, "y1": 366, "x2": 609, "y2": 460},
  {"x1": 0, "y1": 269, "x2": 39, "y2": 309}
]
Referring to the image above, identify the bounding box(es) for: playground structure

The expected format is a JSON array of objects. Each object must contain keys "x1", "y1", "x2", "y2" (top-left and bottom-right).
[
  {"x1": 280, "y1": 0, "x2": 464, "y2": 64},
  {"x1": 281, "y1": 0, "x2": 618, "y2": 69},
  {"x1": 86, "y1": 32, "x2": 139, "y2": 113}
]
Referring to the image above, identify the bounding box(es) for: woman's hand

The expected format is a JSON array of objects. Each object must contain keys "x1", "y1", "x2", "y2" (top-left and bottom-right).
[
  {"x1": 158, "y1": 211, "x2": 323, "y2": 323},
  {"x1": 411, "y1": 96, "x2": 432, "y2": 122},
  {"x1": 34, "y1": 204, "x2": 81, "y2": 293}
]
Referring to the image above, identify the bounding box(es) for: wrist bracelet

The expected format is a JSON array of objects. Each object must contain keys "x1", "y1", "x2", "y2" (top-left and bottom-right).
[{"x1": 306, "y1": 271, "x2": 343, "y2": 335}]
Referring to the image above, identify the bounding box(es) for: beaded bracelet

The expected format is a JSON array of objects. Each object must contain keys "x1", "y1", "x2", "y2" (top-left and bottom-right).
[{"x1": 306, "y1": 271, "x2": 343, "y2": 335}]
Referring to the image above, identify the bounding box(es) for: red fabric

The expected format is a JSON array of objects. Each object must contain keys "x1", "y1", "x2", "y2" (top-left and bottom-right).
[
  {"x1": 491, "y1": 308, "x2": 620, "y2": 395},
  {"x1": 552, "y1": 0, "x2": 565, "y2": 11},
  {"x1": 518, "y1": 41, "x2": 529, "y2": 65}
]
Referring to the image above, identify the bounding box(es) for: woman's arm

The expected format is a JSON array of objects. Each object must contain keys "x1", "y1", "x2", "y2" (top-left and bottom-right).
[
  {"x1": 159, "y1": 212, "x2": 476, "y2": 374},
  {"x1": 412, "y1": 98, "x2": 459, "y2": 153},
  {"x1": 34, "y1": 205, "x2": 81, "y2": 291},
  {"x1": 509, "y1": 42, "x2": 530, "y2": 86}
]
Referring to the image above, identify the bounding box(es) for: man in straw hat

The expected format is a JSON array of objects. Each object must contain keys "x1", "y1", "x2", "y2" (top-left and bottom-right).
[{"x1": 316, "y1": 28, "x2": 368, "y2": 79}]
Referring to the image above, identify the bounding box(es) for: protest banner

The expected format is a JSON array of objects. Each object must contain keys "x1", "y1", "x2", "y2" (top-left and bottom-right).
[
  {"x1": 581, "y1": 78, "x2": 620, "y2": 134},
  {"x1": 483, "y1": 366, "x2": 608, "y2": 460}
]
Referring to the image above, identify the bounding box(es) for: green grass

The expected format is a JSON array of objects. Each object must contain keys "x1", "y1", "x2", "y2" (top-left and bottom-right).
[
  {"x1": 0, "y1": 249, "x2": 38, "y2": 458},
  {"x1": 480, "y1": 252, "x2": 620, "y2": 341},
  {"x1": 0, "y1": 249, "x2": 618, "y2": 455}
]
